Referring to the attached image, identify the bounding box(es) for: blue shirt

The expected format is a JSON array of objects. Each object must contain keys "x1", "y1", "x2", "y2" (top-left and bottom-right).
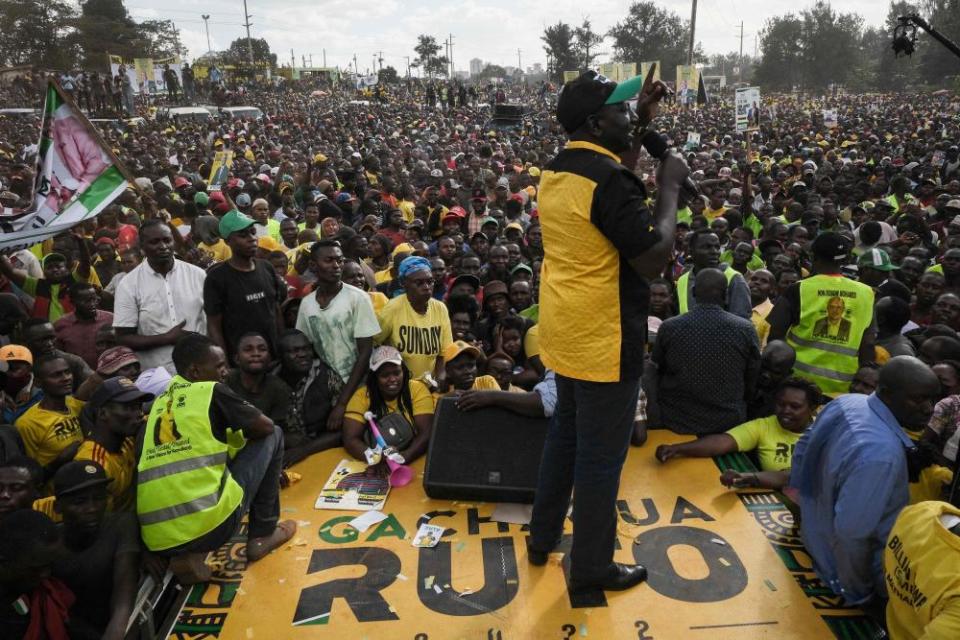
[{"x1": 790, "y1": 393, "x2": 914, "y2": 605}]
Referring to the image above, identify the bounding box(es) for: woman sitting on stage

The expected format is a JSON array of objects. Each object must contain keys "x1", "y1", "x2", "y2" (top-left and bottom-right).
[
  {"x1": 654, "y1": 377, "x2": 821, "y2": 490},
  {"x1": 342, "y1": 346, "x2": 436, "y2": 465}
]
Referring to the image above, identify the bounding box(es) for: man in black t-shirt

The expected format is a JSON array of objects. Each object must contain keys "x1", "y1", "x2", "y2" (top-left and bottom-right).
[
  {"x1": 225, "y1": 332, "x2": 290, "y2": 428},
  {"x1": 51, "y1": 460, "x2": 139, "y2": 639},
  {"x1": 204, "y1": 210, "x2": 285, "y2": 362}
]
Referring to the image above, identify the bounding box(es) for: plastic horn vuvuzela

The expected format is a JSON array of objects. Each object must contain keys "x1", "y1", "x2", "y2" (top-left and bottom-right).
[{"x1": 363, "y1": 411, "x2": 413, "y2": 487}]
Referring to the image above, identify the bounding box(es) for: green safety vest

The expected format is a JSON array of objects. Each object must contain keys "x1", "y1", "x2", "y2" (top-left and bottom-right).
[
  {"x1": 137, "y1": 376, "x2": 244, "y2": 551},
  {"x1": 677, "y1": 266, "x2": 738, "y2": 314},
  {"x1": 786, "y1": 274, "x2": 874, "y2": 397}
]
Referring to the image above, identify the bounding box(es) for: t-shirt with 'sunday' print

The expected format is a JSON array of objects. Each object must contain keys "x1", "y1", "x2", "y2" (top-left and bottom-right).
[{"x1": 375, "y1": 294, "x2": 453, "y2": 379}]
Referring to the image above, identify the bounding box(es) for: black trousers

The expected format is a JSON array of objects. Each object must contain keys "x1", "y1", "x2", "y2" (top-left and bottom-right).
[{"x1": 529, "y1": 373, "x2": 640, "y2": 582}]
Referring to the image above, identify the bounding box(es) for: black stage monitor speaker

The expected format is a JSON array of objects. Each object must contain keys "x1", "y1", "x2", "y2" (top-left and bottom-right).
[{"x1": 424, "y1": 397, "x2": 549, "y2": 503}]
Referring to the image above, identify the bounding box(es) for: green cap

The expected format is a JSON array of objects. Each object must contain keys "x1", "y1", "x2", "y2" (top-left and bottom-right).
[
  {"x1": 480, "y1": 216, "x2": 499, "y2": 228},
  {"x1": 857, "y1": 248, "x2": 899, "y2": 272},
  {"x1": 218, "y1": 209, "x2": 256, "y2": 239},
  {"x1": 193, "y1": 191, "x2": 210, "y2": 206},
  {"x1": 604, "y1": 75, "x2": 643, "y2": 105}
]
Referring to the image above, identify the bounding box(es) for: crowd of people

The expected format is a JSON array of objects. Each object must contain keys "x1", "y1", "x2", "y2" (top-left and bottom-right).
[{"x1": 0, "y1": 64, "x2": 959, "y2": 638}]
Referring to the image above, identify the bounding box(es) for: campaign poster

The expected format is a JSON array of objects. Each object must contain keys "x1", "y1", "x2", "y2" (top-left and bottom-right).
[
  {"x1": 675, "y1": 65, "x2": 699, "y2": 105},
  {"x1": 133, "y1": 58, "x2": 155, "y2": 94},
  {"x1": 562, "y1": 70, "x2": 579, "y2": 83},
  {"x1": 207, "y1": 150, "x2": 234, "y2": 189},
  {"x1": 735, "y1": 86, "x2": 761, "y2": 133},
  {"x1": 314, "y1": 458, "x2": 390, "y2": 511}
]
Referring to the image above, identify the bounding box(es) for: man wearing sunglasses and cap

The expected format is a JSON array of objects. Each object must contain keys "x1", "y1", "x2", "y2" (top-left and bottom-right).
[{"x1": 530, "y1": 68, "x2": 689, "y2": 595}]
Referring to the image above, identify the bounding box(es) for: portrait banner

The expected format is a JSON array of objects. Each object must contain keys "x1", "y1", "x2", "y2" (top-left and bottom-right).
[{"x1": 0, "y1": 81, "x2": 128, "y2": 252}]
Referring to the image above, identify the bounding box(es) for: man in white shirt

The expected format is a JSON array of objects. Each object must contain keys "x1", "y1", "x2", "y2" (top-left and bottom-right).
[{"x1": 113, "y1": 220, "x2": 206, "y2": 374}]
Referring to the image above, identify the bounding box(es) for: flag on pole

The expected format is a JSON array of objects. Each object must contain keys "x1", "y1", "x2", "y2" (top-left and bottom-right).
[
  {"x1": 696, "y1": 73, "x2": 709, "y2": 106},
  {"x1": 0, "y1": 81, "x2": 129, "y2": 253}
]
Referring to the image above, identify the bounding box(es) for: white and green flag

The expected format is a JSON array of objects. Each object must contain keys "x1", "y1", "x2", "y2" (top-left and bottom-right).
[{"x1": 0, "y1": 81, "x2": 129, "y2": 252}]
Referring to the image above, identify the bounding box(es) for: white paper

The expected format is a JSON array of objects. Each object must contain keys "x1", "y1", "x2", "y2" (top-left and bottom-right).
[
  {"x1": 347, "y1": 510, "x2": 388, "y2": 533},
  {"x1": 491, "y1": 503, "x2": 533, "y2": 525}
]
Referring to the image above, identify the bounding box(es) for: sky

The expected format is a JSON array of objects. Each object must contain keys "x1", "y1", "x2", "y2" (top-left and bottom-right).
[{"x1": 121, "y1": 0, "x2": 891, "y2": 74}]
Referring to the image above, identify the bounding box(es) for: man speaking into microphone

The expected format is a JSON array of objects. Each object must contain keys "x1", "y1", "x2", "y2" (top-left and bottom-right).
[{"x1": 529, "y1": 68, "x2": 688, "y2": 594}]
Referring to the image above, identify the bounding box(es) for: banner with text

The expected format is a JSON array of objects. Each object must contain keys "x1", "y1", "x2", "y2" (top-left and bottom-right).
[{"x1": 0, "y1": 82, "x2": 128, "y2": 252}]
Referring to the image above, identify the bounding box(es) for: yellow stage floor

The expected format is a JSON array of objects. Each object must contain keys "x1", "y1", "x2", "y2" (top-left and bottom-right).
[{"x1": 167, "y1": 431, "x2": 879, "y2": 639}]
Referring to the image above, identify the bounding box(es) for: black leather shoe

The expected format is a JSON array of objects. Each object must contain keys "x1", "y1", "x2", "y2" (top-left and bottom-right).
[{"x1": 570, "y1": 562, "x2": 647, "y2": 593}]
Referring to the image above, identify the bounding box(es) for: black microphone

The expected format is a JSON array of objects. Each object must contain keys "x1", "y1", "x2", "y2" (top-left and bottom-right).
[{"x1": 639, "y1": 129, "x2": 700, "y2": 199}]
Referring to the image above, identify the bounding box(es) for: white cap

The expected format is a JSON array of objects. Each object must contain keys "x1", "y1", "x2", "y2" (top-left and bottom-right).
[{"x1": 370, "y1": 346, "x2": 403, "y2": 371}]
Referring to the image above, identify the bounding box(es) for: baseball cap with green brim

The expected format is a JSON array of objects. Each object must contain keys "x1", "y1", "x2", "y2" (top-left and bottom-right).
[
  {"x1": 218, "y1": 209, "x2": 256, "y2": 238},
  {"x1": 858, "y1": 248, "x2": 900, "y2": 272},
  {"x1": 557, "y1": 71, "x2": 617, "y2": 134},
  {"x1": 605, "y1": 75, "x2": 643, "y2": 105}
]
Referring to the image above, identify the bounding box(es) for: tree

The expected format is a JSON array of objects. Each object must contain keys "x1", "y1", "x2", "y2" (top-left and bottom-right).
[
  {"x1": 137, "y1": 19, "x2": 185, "y2": 60},
  {"x1": 574, "y1": 19, "x2": 604, "y2": 68},
  {"x1": 0, "y1": 0, "x2": 78, "y2": 69},
  {"x1": 753, "y1": 2, "x2": 863, "y2": 91},
  {"x1": 800, "y1": 1, "x2": 864, "y2": 89},
  {"x1": 379, "y1": 65, "x2": 400, "y2": 83},
  {"x1": 541, "y1": 21, "x2": 579, "y2": 81},
  {"x1": 414, "y1": 34, "x2": 448, "y2": 78},
  {"x1": 476, "y1": 64, "x2": 507, "y2": 80},
  {"x1": 73, "y1": 0, "x2": 140, "y2": 67},
  {"x1": 607, "y1": 2, "x2": 702, "y2": 79},
  {"x1": 224, "y1": 37, "x2": 276, "y2": 68},
  {"x1": 701, "y1": 52, "x2": 755, "y2": 83}
]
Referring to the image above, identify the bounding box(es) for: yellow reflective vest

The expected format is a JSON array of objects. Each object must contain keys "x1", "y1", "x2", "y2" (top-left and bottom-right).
[
  {"x1": 786, "y1": 274, "x2": 874, "y2": 397},
  {"x1": 137, "y1": 376, "x2": 244, "y2": 551},
  {"x1": 677, "y1": 266, "x2": 739, "y2": 315}
]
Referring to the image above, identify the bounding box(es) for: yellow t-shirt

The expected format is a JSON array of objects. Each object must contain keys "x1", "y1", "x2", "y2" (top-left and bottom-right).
[
  {"x1": 32, "y1": 496, "x2": 61, "y2": 523},
  {"x1": 375, "y1": 295, "x2": 453, "y2": 379},
  {"x1": 704, "y1": 206, "x2": 728, "y2": 222},
  {"x1": 75, "y1": 438, "x2": 137, "y2": 512},
  {"x1": 884, "y1": 501, "x2": 960, "y2": 640},
  {"x1": 369, "y1": 291, "x2": 389, "y2": 315},
  {"x1": 374, "y1": 267, "x2": 393, "y2": 285},
  {"x1": 524, "y1": 323, "x2": 540, "y2": 358},
  {"x1": 398, "y1": 199, "x2": 416, "y2": 224},
  {"x1": 198, "y1": 239, "x2": 232, "y2": 263},
  {"x1": 344, "y1": 380, "x2": 435, "y2": 427},
  {"x1": 726, "y1": 415, "x2": 803, "y2": 472},
  {"x1": 15, "y1": 397, "x2": 86, "y2": 467},
  {"x1": 435, "y1": 375, "x2": 501, "y2": 402},
  {"x1": 909, "y1": 465, "x2": 954, "y2": 505},
  {"x1": 752, "y1": 299, "x2": 773, "y2": 349}
]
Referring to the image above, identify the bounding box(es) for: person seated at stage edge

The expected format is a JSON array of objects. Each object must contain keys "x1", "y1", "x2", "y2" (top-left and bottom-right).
[
  {"x1": 135, "y1": 333, "x2": 296, "y2": 585},
  {"x1": 342, "y1": 345, "x2": 435, "y2": 466},
  {"x1": 435, "y1": 340, "x2": 500, "y2": 396},
  {"x1": 655, "y1": 377, "x2": 821, "y2": 491}
]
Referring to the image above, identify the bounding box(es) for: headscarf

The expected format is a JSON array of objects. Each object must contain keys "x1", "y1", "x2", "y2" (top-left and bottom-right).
[{"x1": 398, "y1": 256, "x2": 431, "y2": 280}]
